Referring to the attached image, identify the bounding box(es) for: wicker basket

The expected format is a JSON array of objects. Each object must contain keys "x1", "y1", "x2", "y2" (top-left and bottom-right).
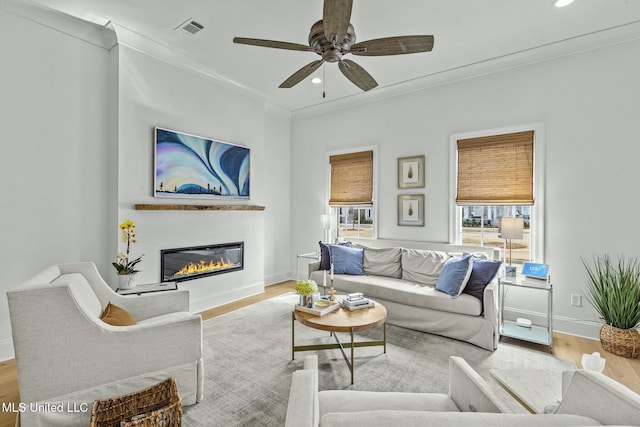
[
  {"x1": 89, "y1": 378, "x2": 181, "y2": 427},
  {"x1": 600, "y1": 324, "x2": 640, "y2": 358}
]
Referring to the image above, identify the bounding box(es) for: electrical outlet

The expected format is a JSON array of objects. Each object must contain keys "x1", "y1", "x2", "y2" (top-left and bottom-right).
[{"x1": 570, "y1": 294, "x2": 582, "y2": 307}]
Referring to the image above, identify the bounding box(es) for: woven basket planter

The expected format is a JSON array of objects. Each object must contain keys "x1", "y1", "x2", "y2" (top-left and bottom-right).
[
  {"x1": 89, "y1": 378, "x2": 181, "y2": 427},
  {"x1": 600, "y1": 324, "x2": 640, "y2": 358}
]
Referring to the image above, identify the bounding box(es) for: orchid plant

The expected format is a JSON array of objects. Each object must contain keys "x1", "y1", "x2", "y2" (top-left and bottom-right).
[{"x1": 112, "y1": 220, "x2": 144, "y2": 275}]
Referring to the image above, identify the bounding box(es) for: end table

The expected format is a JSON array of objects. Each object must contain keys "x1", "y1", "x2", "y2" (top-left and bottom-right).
[{"x1": 498, "y1": 275, "x2": 553, "y2": 350}]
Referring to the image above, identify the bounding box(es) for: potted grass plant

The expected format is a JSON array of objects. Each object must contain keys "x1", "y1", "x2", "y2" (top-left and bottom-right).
[{"x1": 583, "y1": 254, "x2": 640, "y2": 358}]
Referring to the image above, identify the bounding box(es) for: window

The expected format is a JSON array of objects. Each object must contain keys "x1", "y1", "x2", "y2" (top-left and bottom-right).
[
  {"x1": 328, "y1": 150, "x2": 375, "y2": 240},
  {"x1": 336, "y1": 207, "x2": 374, "y2": 239},
  {"x1": 460, "y1": 205, "x2": 531, "y2": 263},
  {"x1": 450, "y1": 126, "x2": 544, "y2": 265}
]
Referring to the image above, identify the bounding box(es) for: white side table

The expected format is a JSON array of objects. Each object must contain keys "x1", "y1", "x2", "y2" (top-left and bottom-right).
[
  {"x1": 296, "y1": 251, "x2": 319, "y2": 281},
  {"x1": 498, "y1": 275, "x2": 553, "y2": 349}
]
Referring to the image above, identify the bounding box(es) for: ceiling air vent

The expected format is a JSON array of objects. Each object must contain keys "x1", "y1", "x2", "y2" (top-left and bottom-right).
[{"x1": 175, "y1": 19, "x2": 204, "y2": 35}]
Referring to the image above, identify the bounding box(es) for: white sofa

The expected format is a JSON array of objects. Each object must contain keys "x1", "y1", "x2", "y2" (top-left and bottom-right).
[
  {"x1": 309, "y1": 238, "x2": 501, "y2": 350},
  {"x1": 286, "y1": 355, "x2": 640, "y2": 427},
  {"x1": 6, "y1": 262, "x2": 203, "y2": 426}
]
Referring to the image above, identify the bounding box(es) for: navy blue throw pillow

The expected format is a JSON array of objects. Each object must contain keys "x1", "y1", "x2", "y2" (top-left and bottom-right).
[{"x1": 463, "y1": 259, "x2": 502, "y2": 301}]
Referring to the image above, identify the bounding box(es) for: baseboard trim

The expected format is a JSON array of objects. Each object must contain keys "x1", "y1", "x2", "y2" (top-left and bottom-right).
[
  {"x1": 190, "y1": 282, "x2": 264, "y2": 314},
  {"x1": 0, "y1": 338, "x2": 15, "y2": 362},
  {"x1": 264, "y1": 271, "x2": 291, "y2": 286},
  {"x1": 503, "y1": 307, "x2": 601, "y2": 340}
]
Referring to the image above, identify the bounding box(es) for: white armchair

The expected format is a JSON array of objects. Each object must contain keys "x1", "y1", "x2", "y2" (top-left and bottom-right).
[{"x1": 7, "y1": 262, "x2": 204, "y2": 413}]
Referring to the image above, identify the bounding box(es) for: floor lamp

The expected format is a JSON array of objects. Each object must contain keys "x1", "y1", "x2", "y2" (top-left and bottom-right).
[{"x1": 500, "y1": 217, "x2": 524, "y2": 277}]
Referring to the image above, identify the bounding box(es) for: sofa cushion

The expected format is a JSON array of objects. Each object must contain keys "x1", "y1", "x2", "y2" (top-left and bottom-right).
[
  {"x1": 360, "y1": 246, "x2": 402, "y2": 278},
  {"x1": 52, "y1": 273, "x2": 102, "y2": 317},
  {"x1": 319, "y1": 390, "x2": 458, "y2": 420},
  {"x1": 401, "y1": 249, "x2": 449, "y2": 285},
  {"x1": 463, "y1": 259, "x2": 502, "y2": 301},
  {"x1": 310, "y1": 271, "x2": 482, "y2": 316},
  {"x1": 435, "y1": 254, "x2": 474, "y2": 298},
  {"x1": 319, "y1": 241, "x2": 351, "y2": 270},
  {"x1": 136, "y1": 311, "x2": 195, "y2": 326},
  {"x1": 319, "y1": 411, "x2": 602, "y2": 427},
  {"x1": 329, "y1": 245, "x2": 364, "y2": 275}
]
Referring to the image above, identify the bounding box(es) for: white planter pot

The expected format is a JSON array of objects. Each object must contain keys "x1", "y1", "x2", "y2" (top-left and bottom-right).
[{"x1": 117, "y1": 274, "x2": 137, "y2": 289}]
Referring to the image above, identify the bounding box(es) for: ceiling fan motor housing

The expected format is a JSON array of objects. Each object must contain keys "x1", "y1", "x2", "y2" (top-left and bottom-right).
[{"x1": 309, "y1": 20, "x2": 356, "y2": 62}]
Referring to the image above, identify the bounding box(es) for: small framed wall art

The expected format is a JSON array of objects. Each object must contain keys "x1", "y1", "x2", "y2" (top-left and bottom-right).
[
  {"x1": 397, "y1": 155, "x2": 425, "y2": 189},
  {"x1": 397, "y1": 194, "x2": 425, "y2": 226}
]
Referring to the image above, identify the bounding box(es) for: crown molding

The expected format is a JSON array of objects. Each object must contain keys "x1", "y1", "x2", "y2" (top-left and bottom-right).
[
  {"x1": 3, "y1": 0, "x2": 278, "y2": 108},
  {"x1": 7, "y1": 1, "x2": 640, "y2": 119},
  {"x1": 110, "y1": 23, "x2": 275, "y2": 106},
  {"x1": 290, "y1": 20, "x2": 640, "y2": 120},
  {"x1": 1, "y1": 0, "x2": 116, "y2": 49},
  {"x1": 264, "y1": 102, "x2": 291, "y2": 120}
]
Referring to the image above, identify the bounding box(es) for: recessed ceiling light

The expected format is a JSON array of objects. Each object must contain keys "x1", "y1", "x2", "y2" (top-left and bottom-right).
[
  {"x1": 553, "y1": 0, "x2": 575, "y2": 7},
  {"x1": 311, "y1": 77, "x2": 322, "y2": 84}
]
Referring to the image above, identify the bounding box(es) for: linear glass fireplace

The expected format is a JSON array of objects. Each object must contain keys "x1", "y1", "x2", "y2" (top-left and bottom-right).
[{"x1": 161, "y1": 242, "x2": 244, "y2": 283}]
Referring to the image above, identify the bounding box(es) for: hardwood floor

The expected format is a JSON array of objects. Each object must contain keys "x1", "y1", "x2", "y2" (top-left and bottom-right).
[
  {"x1": 551, "y1": 331, "x2": 640, "y2": 393},
  {"x1": 0, "y1": 359, "x2": 18, "y2": 427},
  {"x1": 1, "y1": 280, "x2": 638, "y2": 427}
]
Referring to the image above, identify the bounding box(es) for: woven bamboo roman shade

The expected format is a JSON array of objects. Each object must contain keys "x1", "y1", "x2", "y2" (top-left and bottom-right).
[
  {"x1": 456, "y1": 131, "x2": 534, "y2": 205},
  {"x1": 329, "y1": 150, "x2": 373, "y2": 206}
]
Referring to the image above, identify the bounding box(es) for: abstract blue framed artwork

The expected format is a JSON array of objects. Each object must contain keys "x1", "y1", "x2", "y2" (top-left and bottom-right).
[{"x1": 154, "y1": 127, "x2": 250, "y2": 199}]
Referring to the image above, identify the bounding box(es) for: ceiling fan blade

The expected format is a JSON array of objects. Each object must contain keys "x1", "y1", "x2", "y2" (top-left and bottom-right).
[
  {"x1": 233, "y1": 37, "x2": 314, "y2": 52},
  {"x1": 323, "y1": 0, "x2": 353, "y2": 43},
  {"x1": 338, "y1": 59, "x2": 378, "y2": 91},
  {"x1": 279, "y1": 60, "x2": 324, "y2": 88},
  {"x1": 351, "y1": 35, "x2": 434, "y2": 56}
]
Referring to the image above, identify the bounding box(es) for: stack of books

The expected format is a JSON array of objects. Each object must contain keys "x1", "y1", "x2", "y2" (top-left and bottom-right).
[{"x1": 340, "y1": 292, "x2": 375, "y2": 310}]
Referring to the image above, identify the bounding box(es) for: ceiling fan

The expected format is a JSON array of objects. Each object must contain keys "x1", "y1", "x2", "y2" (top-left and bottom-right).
[{"x1": 233, "y1": 0, "x2": 434, "y2": 92}]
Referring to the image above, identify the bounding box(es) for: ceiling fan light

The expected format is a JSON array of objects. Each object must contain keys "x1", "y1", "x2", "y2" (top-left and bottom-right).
[{"x1": 553, "y1": 0, "x2": 575, "y2": 7}]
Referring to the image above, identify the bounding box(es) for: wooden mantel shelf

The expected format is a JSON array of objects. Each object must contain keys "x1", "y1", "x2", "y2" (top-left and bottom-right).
[{"x1": 135, "y1": 204, "x2": 265, "y2": 211}]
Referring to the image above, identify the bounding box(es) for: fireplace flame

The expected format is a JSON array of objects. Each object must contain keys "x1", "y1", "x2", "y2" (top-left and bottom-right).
[{"x1": 176, "y1": 257, "x2": 234, "y2": 277}]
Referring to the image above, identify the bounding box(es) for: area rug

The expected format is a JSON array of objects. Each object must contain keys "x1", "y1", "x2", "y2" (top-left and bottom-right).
[{"x1": 182, "y1": 292, "x2": 575, "y2": 426}]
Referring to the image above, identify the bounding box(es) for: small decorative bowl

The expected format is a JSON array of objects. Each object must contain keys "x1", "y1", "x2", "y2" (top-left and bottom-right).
[{"x1": 314, "y1": 300, "x2": 332, "y2": 308}]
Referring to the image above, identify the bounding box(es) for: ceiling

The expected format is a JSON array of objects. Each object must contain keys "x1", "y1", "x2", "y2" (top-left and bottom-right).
[{"x1": 26, "y1": 0, "x2": 640, "y2": 115}]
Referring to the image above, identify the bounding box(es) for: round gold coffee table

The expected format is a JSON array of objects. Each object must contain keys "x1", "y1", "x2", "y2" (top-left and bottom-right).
[{"x1": 292, "y1": 296, "x2": 387, "y2": 384}]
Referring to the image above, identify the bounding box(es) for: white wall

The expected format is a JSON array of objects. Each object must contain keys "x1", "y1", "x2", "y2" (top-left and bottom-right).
[
  {"x1": 0, "y1": 7, "x2": 116, "y2": 360},
  {"x1": 116, "y1": 45, "x2": 292, "y2": 312},
  {"x1": 291, "y1": 38, "x2": 640, "y2": 339},
  {"x1": 263, "y1": 104, "x2": 292, "y2": 285},
  {"x1": 0, "y1": 7, "x2": 292, "y2": 360}
]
